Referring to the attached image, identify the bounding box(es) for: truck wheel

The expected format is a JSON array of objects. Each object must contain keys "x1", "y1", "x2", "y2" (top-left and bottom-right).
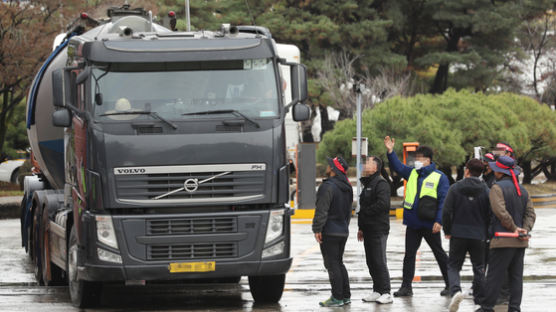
[
  {"x1": 68, "y1": 225, "x2": 101, "y2": 308},
  {"x1": 10, "y1": 168, "x2": 20, "y2": 185},
  {"x1": 248, "y1": 274, "x2": 285, "y2": 303}
]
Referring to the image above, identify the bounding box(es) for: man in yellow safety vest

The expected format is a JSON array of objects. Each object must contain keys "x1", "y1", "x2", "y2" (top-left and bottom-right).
[{"x1": 384, "y1": 136, "x2": 450, "y2": 297}]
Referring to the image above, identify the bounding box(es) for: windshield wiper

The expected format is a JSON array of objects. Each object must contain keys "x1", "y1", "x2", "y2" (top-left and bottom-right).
[
  {"x1": 100, "y1": 111, "x2": 178, "y2": 129},
  {"x1": 182, "y1": 109, "x2": 260, "y2": 128}
]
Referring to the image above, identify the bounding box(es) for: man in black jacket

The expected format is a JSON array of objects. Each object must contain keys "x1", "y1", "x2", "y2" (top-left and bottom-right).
[
  {"x1": 358, "y1": 156, "x2": 393, "y2": 304},
  {"x1": 482, "y1": 153, "x2": 496, "y2": 189},
  {"x1": 313, "y1": 156, "x2": 354, "y2": 307},
  {"x1": 443, "y1": 159, "x2": 490, "y2": 312}
]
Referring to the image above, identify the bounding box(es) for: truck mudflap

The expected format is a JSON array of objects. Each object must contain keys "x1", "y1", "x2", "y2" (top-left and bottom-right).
[{"x1": 77, "y1": 257, "x2": 292, "y2": 281}]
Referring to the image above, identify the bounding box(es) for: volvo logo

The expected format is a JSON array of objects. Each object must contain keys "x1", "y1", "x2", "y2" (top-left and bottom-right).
[
  {"x1": 154, "y1": 171, "x2": 231, "y2": 200},
  {"x1": 116, "y1": 168, "x2": 146, "y2": 174},
  {"x1": 184, "y1": 178, "x2": 199, "y2": 193}
]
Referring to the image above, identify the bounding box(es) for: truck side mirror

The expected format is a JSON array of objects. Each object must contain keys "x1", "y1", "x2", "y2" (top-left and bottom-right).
[
  {"x1": 52, "y1": 108, "x2": 72, "y2": 127},
  {"x1": 52, "y1": 69, "x2": 71, "y2": 107},
  {"x1": 292, "y1": 103, "x2": 310, "y2": 121},
  {"x1": 291, "y1": 64, "x2": 308, "y2": 103}
]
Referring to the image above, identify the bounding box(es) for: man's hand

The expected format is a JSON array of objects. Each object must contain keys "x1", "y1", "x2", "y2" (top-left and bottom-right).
[
  {"x1": 516, "y1": 227, "x2": 529, "y2": 241},
  {"x1": 357, "y1": 230, "x2": 364, "y2": 242},
  {"x1": 445, "y1": 235, "x2": 451, "y2": 240},
  {"x1": 432, "y1": 222, "x2": 442, "y2": 234},
  {"x1": 384, "y1": 136, "x2": 395, "y2": 154},
  {"x1": 314, "y1": 232, "x2": 323, "y2": 244}
]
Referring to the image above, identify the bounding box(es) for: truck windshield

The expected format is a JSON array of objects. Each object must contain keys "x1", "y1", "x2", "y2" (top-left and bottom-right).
[{"x1": 92, "y1": 59, "x2": 279, "y2": 121}]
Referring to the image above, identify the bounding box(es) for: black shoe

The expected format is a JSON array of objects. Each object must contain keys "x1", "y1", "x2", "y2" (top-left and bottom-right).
[
  {"x1": 440, "y1": 287, "x2": 450, "y2": 296},
  {"x1": 393, "y1": 287, "x2": 413, "y2": 297}
]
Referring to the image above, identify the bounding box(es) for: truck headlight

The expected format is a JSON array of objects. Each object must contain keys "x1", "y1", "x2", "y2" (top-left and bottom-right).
[
  {"x1": 96, "y1": 215, "x2": 118, "y2": 249},
  {"x1": 265, "y1": 210, "x2": 284, "y2": 244},
  {"x1": 262, "y1": 241, "x2": 285, "y2": 258},
  {"x1": 97, "y1": 248, "x2": 122, "y2": 263}
]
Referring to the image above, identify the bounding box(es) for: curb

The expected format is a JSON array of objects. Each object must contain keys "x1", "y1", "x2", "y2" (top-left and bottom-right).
[
  {"x1": 531, "y1": 193, "x2": 556, "y2": 207},
  {"x1": 0, "y1": 196, "x2": 22, "y2": 219},
  {"x1": 291, "y1": 194, "x2": 556, "y2": 220}
]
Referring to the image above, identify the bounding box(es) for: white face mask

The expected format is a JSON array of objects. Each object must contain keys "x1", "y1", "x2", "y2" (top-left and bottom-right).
[{"x1": 414, "y1": 161, "x2": 424, "y2": 170}]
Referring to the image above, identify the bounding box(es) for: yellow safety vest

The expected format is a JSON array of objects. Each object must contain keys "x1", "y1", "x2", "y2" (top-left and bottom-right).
[{"x1": 403, "y1": 170, "x2": 441, "y2": 209}]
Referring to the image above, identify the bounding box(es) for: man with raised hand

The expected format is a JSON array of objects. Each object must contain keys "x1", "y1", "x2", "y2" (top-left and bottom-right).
[{"x1": 384, "y1": 136, "x2": 450, "y2": 297}]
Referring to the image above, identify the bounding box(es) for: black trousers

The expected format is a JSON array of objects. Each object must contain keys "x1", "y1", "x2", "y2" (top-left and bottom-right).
[
  {"x1": 485, "y1": 241, "x2": 510, "y2": 301},
  {"x1": 320, "y1": 235, "x2": 350, "y2": 300},
  {"x1": 447, "y1": 237, "x2": 485, "y2": 303},
  {"x1": 401, "y1": 227, "x2": 449, "y2": 288},
  {"x1": 362, "y1": 230, "x2": 391, "y2": 294},
  {"x1": 480, "y1": 248, "x2": 525, "y2": 312}
]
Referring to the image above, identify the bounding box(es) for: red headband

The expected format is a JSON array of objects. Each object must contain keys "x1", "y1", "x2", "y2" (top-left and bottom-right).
[
  {"x1": 496, "y1": 143, "x2": 514, "y2": 153},
  {"x1": 333, "y1": 157, "x2": 346, "y2": 174},
  {"x1": 484, "y1": 153, "x2": 495, "y2": 161},
  {"x1": 495, "y1": 160, "x2": 521, "y2": 196}
]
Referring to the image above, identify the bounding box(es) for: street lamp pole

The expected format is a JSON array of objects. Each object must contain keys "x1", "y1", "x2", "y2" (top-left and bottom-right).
[
  {"x1": 355, "y1": 83, "x2": 362, "y2": 213},
  {"x1": 185, "y1": 0, "x2": 191, "y2": 31}
]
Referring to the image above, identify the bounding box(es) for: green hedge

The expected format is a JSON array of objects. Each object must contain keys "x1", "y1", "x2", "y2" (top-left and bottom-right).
[{"x1": 317, "y1": 90, "x2": 556, "y2": 168}]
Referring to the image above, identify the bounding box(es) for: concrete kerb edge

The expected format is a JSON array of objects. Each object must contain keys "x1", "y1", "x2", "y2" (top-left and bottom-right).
[{"x1": 2, "y1": 193, "x2": 555, "y2": 220}]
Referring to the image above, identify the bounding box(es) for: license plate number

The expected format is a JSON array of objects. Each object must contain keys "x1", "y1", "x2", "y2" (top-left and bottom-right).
[{"x1": 168, "y1": 261, "x2": 215, "y2": 273}]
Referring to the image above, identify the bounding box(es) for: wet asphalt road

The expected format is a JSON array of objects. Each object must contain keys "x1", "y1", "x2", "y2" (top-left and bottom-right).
[{"x1": 1, "y1": 208, "x2": 556, "y2": 311}]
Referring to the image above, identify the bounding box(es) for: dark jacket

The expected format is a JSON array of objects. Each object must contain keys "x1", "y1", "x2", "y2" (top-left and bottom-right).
[
  {"x1": 489, "y1": 177, "x2": 536, "y2": 248},
  {"x1": 358, "y1": 172, "x2": 391, "y2": 234},
  {"x1": 387, "y1": 151, "x2": 450, "y2": 229},
  {"x1": 312, "y1": 175, "x2": 354, "y2": 236},
  {"x1": 442, "y1": 177, "x2": 490, "y2": 240},
  {"x1": 483, "y1": 171, "x2": 495, "y2": 189}
]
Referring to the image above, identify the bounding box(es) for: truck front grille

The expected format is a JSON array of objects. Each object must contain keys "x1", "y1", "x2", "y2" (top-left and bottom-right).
[
  {"x1": 148, "y1": 217, "x2": 237, "y2": 235},
  {"x1": 114, "y1": 165, "x2": 266, "y2": 203},
  {"x1": 148, "y1": 243, "x2": 237, "y2": 260},
  {"x1": 120, "y1": 214, "x2": 262, "y2": 262}
]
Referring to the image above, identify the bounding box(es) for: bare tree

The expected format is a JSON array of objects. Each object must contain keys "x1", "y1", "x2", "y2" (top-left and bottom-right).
[
  {"x1": 317, "y1": 51, "x2": 414, "y2": 119},
  {"x1": 0, "y1": 1, "x2": 84, "y2": 155},
  {"x1": 524, "y1": 12, "x2": 555, "y2": 100}
]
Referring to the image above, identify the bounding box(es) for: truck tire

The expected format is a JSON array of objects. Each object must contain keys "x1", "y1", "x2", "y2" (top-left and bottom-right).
[
  {"x1": 68, "y1": 225, "x2": 102, "y2": 308},
  {"x1": 10, "y1": 168, "x2": 20, "y2": 185},
  {"x1": 248, "y1": 274, "x2": 285, "y2": 303}
]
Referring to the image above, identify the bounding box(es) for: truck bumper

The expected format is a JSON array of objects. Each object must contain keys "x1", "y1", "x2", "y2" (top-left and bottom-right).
[{"x1": 78, "y1": 257, "x2": 292, "y2": 281}]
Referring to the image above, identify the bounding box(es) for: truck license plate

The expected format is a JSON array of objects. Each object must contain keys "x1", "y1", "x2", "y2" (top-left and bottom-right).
[{"x1": 168, "y1": 261, "x2": 215, "y2": 273}]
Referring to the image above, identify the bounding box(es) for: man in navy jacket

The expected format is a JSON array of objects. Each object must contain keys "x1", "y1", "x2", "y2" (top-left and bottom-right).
[
  {"x1": 384, "y1": 136, "x2": 450, "y2": 297},
  {"x1": 313, "y1": 156, "x2": 354, "y2": 307}
]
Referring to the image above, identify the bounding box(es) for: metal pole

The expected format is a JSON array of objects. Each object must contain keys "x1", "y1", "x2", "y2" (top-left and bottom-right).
[
  {"x1": 185, "y1": 0, "x2": 191, "y2": 31},
  {"x1": 355, "y1": 83, "x2": 362, "y2": 213}
]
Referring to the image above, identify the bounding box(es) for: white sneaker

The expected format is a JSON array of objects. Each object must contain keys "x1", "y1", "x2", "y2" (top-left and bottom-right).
[
  {"x1": 474, "y1": 304, "x2": 482, "y2": 310},
  {"x1": 362, "y1": 292, "x2": 381, "y2": 302},
  {"x1": 449, "y1": 291, "x2": 464, "y2": 312},
  {"x1": 376, "y1": 293, "x2": 393, "y2": 304}
]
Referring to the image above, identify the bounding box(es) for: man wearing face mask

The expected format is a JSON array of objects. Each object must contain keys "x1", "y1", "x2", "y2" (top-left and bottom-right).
[
  {"x1": 482, "y1": 153, "x2": 496, "y2": 189},
  {"x1": 358, "y1": 156, "x2": 393, "y2": 304},
  {"x1": 384, "y1": 136, "x2": 450, "y2": 297}
]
